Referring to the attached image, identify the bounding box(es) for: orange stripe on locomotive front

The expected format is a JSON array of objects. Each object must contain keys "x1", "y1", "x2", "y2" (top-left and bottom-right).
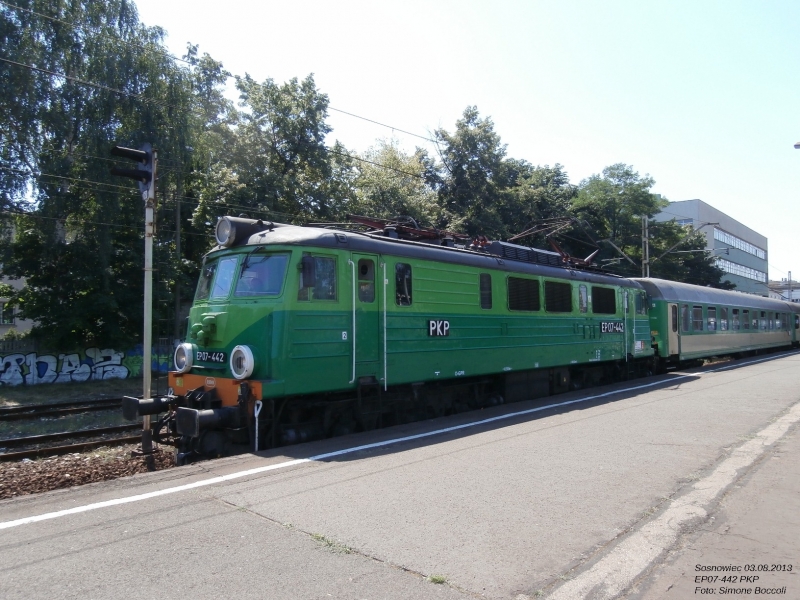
[{"x1": 169, "y1": 372, "x2": 262, "y2": 406}]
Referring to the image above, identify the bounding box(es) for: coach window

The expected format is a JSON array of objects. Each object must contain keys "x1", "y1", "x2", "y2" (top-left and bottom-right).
[
  {"x1": 760, "y1": 311, "x2": 766, "y2": 330},
  {"x1": 298, "y1": 255, "x2": 337, "y2": 301},
  {"x1": 671, "y1": 305, "x2": 678, "y2": 332},
  {"x1": 692, "y1": 306, "x2": 703, "y2": 331},
  {"x1": 795, "y1": 315, "x2": 799, "y2": 330},
  {"x1": 358, "y1": 259, "x2": 375, "y2": 303},
  {"x1": 578, "y1": 285, "x2": 588, "y2": 313},
  {"x1": 776, "y1": 313, "x2": 782, "y2": 330},
  {"x1": 732, "y1": 308, "x2": 740, "y2": 330},
  {"x1": 707, "y1": 307, "x2": 717, "y2": 331},
  {"x1": 395, "y1": 263, "x2": 412, "y2": 306},
  {"x1": 545, "y1": 281, "x2": 572, "y2": 313},
  {"x1": 592, "y1": 286, "x2": 616, "y2": 315},
  {"x1": 508, "y1": 277, "x2": 541, "y2": 311},
  {"x1": 480, "y1": 273, "x2": 492, "y2": 309},
  {"x1": 720, "y1": 307, "x2": 729, "y2": 331},
  {"x1": 742, "y1": 309, "x2": 750, "y2": 329},
  {"x1": 681, "y1": 304, "x2": 690, "y2": 332}
]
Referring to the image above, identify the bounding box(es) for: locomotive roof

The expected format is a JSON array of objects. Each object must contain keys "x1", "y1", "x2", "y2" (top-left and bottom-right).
[
  {"x1": 632, "y1": 278, "x2": 790, "y2": 311},
  {"x1": 212, "y1": 222, "x2": 645, "y2": 289}
]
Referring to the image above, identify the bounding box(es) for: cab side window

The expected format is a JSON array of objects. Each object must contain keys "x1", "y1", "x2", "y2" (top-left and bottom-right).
[
  {"x1": 298, "y1": 255, "x2": 337, "y2": 301},
  {"x1": 395, "y1": 263, "x2": 413, "y2": 306}
]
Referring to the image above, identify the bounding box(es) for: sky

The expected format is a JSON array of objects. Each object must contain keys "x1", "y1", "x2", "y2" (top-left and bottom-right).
[{"x1": 133, "y1": 0, "x2": 800, "y2": 281}]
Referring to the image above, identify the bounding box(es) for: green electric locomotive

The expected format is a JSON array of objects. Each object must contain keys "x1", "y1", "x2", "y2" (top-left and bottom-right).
[{"x1": 122, "y1": 216, "x2": 797, "y2": 460}]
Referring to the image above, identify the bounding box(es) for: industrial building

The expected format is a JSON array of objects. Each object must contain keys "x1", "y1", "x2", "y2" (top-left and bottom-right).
[{"x1": 653, "y1": 199, "x2": 769, "y2": 296}]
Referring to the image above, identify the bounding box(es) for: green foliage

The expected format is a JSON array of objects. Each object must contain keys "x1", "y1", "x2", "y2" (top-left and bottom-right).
[
  {"x1": 0, "y1": 0, "x2": 195, "y2": 348},
  {"x1": 429, "y1": 106, "x2": 514, "y2": 238},
  {"x1": 648, "y1": 221, "x2": 734, "y2": 289},
  {"x1": 351, "y1": 139, "x2": 441, "y2": 225},
  {"x1": 0, "y1": 3, "x2": 736, "y2": 349}
]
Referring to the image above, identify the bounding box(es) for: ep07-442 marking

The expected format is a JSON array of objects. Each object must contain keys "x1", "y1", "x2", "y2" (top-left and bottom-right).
[{"x1": 600, "y1": 321, "x2": 624, "y2": 334}]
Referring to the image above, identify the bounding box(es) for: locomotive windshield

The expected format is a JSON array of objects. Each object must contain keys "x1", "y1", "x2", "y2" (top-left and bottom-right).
[
  {"x1": 235, "y1": 253, "x2": 289, "y2": 296},
  {"x1": 195, "y1": 256, "x2": 238, "y2": 301}
]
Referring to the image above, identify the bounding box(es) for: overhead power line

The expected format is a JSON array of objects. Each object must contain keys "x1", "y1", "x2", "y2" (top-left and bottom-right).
[{"x1": 0, "y1": 0, "x2": 437, "y2": 145}]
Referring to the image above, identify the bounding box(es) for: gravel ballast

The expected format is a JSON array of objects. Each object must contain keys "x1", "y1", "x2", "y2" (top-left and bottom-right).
[{"x1": 0, "y1": 444, "x2": 175, "y2": 499}]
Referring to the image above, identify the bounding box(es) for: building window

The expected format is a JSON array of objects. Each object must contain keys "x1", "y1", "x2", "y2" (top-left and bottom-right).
[
  {"x1": 508, "y1": 277, "x2": 540, "y2": 312},
  {"x1": 715, "y1": 258, "x2": 767, "y2": 283},
  {"x1": 0, "y1": 303, "x2": 14, "y2": 325},
  {"x1": 713, "y1": 228, "x2": 766, "y2": 259}
]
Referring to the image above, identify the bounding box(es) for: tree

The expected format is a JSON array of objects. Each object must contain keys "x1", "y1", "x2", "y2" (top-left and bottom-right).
[
  {"x1": 648, "y1": 221, "x2": 735, "y2": 288},
  {"x1": 351, "y1": 139, "x2": 440, "y2": 225},
  {"x1": 429, "y1": 106, "x2": 516, "y2": 238},
  {"x1": 0, "y1": 0, "x2": 196, "y2": 348},
  {"x1": 501, "y1": 162, "x2": 578, "y2": 248},
  {"x1": 229, "y1": 73, "x2": 335, "y2": 220}
]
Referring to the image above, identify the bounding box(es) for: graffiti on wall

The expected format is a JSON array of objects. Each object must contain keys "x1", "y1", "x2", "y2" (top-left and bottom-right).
[{"x1": 0, "y1": 346, "x2": 173, "y2": 386}]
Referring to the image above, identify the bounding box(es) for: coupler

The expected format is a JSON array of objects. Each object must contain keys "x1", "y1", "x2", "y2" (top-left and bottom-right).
[{"x1": 122, "y1": 396, "x2": 175, "y2": 421}]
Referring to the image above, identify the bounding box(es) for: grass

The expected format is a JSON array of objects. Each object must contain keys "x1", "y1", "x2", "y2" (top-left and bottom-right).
[
  {"x1": 311, "y1": 533, "x2": 353, "y2": 554},
  {"x1": 428, "y1": 574, "x2": 447, "y2": 584}
]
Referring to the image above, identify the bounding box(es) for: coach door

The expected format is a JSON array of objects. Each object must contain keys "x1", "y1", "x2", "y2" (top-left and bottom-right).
[
  {"x1": 668, "y1": 303, "x2": 680, "y2": 356},
  {"x1": 351, "y1": 253, "x2": 381, "y2": 379}
]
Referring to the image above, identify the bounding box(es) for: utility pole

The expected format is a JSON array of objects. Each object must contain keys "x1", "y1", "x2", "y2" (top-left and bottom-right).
[
  {"x1": 641, "y1": 216, "x2": 650, "y2": 278},
  {"x1": 789, "y1": 270, "x2": 793, "y2": 302},
  {"x1": 110, "y1": 143, "x2": 157, "y2": 454},
  {"x1": 174, "y1": 193, "x2": 181, "y2": 341}
]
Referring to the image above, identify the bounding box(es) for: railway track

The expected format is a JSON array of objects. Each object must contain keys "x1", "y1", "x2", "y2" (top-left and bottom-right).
[
  {"x1": 0, "y1": 398, "x2": 124, "y2": 422},
  {"x1": 0, "y1": 398, "x2": 150, "y2": 460},
  {"x1": 0, "y1": 424, "x2": 144, "y2": 461}
]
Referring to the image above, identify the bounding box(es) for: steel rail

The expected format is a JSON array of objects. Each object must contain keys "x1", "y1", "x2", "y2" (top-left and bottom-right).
[
  {"x1": 0, "y1": 398, "x2": 124, "y2": 421},
  {"x1": 0, "y1": 435, "x2": 144, "y2": 461},
  {"x1": 0, "y1": 424, "x2": 141, "y2": 451}
]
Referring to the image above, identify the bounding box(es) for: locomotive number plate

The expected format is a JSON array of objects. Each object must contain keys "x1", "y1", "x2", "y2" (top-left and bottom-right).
[
  {"x1": 600, "y1": 321, "x2": 624, "y2": 334},
  {"x1": 196, "y1": 351, "x2": 226, "y2": 363}
]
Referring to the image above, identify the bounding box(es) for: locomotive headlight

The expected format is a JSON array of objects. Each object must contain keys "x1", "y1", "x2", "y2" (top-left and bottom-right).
[
  {"x1": 174, "y1": 343, "x2": 194, "y2": 373},
  {"x1": 215, "y1": 217, "x2": 235, "y2": 247},
  {"x1": 230, "y1": 345, "x2": 255, "y2": 380}
]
